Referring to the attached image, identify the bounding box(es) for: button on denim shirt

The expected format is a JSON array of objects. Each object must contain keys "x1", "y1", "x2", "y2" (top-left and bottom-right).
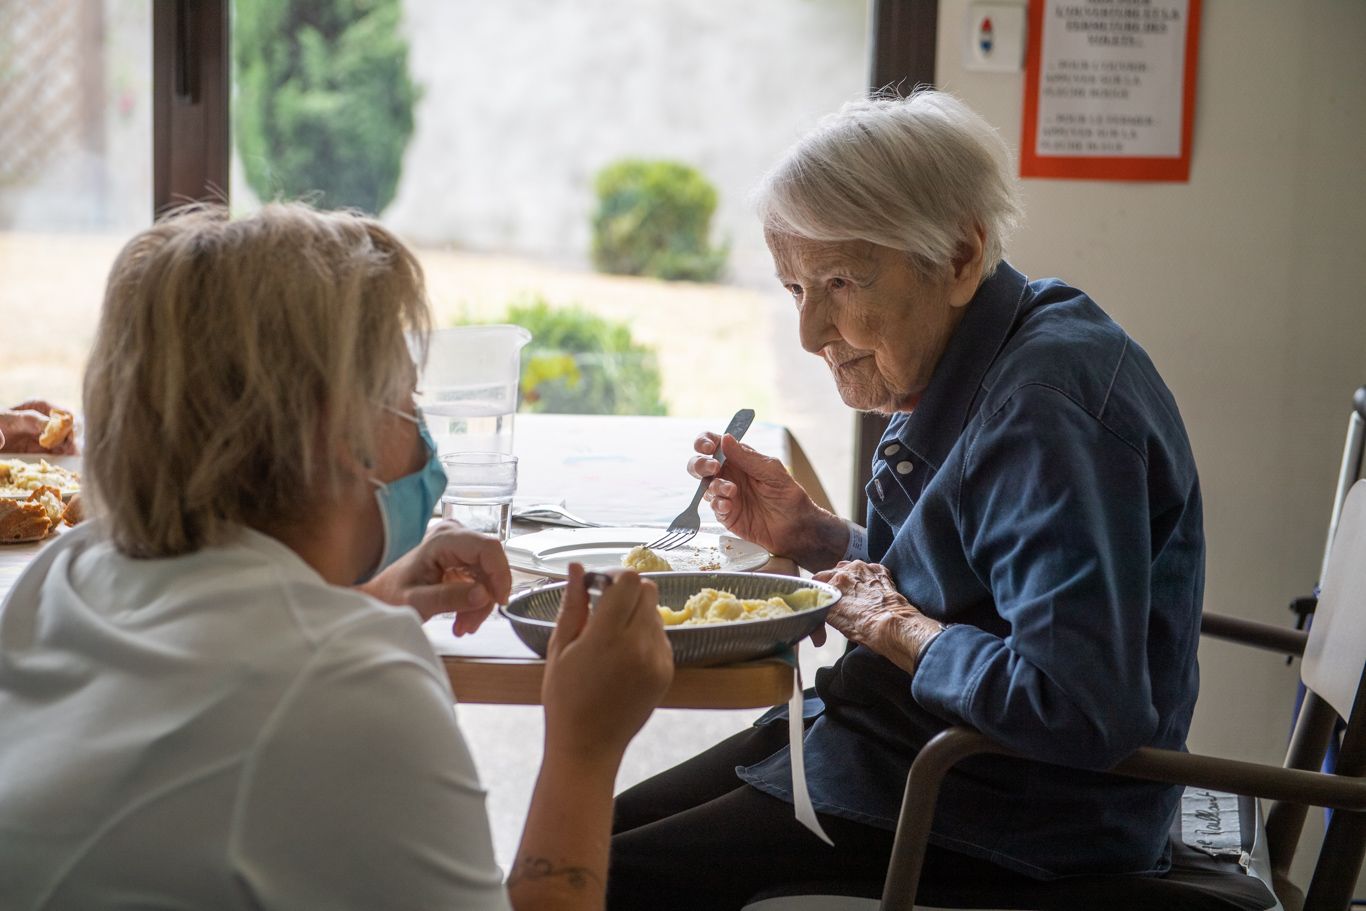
[{"x1": 740, "y1": 263, "x2": 1204, "y2": 879}]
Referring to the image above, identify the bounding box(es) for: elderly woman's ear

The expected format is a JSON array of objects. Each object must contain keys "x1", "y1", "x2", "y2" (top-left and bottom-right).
[{"x1": 948, "y1": 226, "x2": 988, "y2": 309}]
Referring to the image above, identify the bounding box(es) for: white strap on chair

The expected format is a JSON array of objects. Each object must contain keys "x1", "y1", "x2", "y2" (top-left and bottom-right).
[
  {"x1": 788, "y1": 647, "x2": 833, "y2": 845},
  {"x1": 1302, "y1": 479, "x2": 1366, "y2": 721}
]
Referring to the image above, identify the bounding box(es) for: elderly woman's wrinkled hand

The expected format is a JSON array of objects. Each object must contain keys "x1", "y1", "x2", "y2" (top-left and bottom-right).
[
  {"x1": 812, "y1": 561, "x2": 945, "y2": 675},
  {"x1": 542, "y1": 565, "x2": 673, "y2": 768},
  {"x1": 359, "y1": 521, "x2": 513, "y2": 634},
  {"x1": 689, "y1": 432, "x2": 849, "y2": 571}
]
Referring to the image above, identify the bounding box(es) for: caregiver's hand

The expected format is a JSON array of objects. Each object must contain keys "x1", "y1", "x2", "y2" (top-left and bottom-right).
[
  {"x1": 689, "y1": 432, "x2": 848, "y2": 572},
  {"x1": 508, "y1": 566, "x2": 671, "y2": 911},
  {"x1": 359, "y1": 521, "x2": 513, "y2": 635},
  {"x1": 542, "y1": 565, "x2": 673, "y2": 767},
  {"x1": 812, "y1": 560, "x2": 945, "y2": 674}
]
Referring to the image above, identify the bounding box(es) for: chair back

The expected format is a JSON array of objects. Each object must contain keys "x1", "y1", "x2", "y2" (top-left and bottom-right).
[
  {"x1": 1318, "y1": 385, "x2": 1366, "y2": 585},
  {"x1": 1284, "y1": 478, "x2": 1366, "y2": 911},
  {"x1": 1302, "y1": 479, "x2": 1366, "y2": 721}
]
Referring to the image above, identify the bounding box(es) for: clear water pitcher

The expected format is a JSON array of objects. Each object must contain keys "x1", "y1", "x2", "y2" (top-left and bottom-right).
[{"x1": 418, "y1": 324, "x2": 531, "y2": 455}]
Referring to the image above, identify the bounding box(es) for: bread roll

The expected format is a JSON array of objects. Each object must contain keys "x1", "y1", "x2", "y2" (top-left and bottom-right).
[{"x1": 38, "y1": 409, "x2": 74, "y2": 449}]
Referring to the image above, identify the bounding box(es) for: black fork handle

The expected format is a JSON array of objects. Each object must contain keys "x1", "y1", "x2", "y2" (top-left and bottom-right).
[{"x1": 686, "y1": 407, "x2": 756, "y2": 510}]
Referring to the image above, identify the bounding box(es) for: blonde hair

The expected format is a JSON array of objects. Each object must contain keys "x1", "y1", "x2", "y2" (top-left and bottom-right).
[
  {"x1": 83, "y1": 203, "x2": 431, "y2": 558},
  {"x1": 753, "y1": 89, "x2": 1023, "y2": 280}
]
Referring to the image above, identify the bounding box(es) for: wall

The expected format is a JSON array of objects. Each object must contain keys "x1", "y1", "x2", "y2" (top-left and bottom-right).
[
  {"x1": 384, "y1": 0, "x2": 869, "y2": 288},
  {"x1": 936, "y1": 0, "x2": 1366, "y2": 888}
]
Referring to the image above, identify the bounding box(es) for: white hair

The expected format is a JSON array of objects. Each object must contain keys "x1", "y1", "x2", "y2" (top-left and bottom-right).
[{"x1": 754, "y1": 89, "x2": 1023, "y2": 280}]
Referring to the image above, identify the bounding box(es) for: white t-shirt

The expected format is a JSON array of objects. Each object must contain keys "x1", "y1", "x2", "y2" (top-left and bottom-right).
[{"x1": 0, "y1": 523, "x2": 511, "y2": 911}]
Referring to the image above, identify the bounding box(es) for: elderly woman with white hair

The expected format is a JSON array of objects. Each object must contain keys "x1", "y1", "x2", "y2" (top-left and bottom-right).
[
  {"x1": 607, "y1": 91, "x2": 1204, "y2": 908},
  {"x1": 0, "y1": 204, "x2": 673, "y2": 911}
]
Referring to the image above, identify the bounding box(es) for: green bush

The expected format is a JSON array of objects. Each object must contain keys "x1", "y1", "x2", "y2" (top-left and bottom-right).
[
  {"x1": 591, "y1": 159, "x2": 728, "y2": 282},
  {"x1": 234, "y1": 0, "x2": 418, "y2": 215},
  {"x1": 479, "y1": 297, "x2": 667, "y2": 416}
]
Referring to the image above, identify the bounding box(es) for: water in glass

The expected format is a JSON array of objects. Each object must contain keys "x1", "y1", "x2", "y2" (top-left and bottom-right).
[
  {"x1": 442, "y1": 484, "x2": 514, "y2": 539},
  {"x1": 440, "y1": 452, "x2": 518, "y2": 541}
]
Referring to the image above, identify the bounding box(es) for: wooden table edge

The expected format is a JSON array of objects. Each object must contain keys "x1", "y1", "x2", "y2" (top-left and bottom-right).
[{"x1": 443, "y1": 655, "x2": 793, "y2": 709}]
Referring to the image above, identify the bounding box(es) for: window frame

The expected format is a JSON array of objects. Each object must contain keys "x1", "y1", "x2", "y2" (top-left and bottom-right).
[
  {"x1": 152, "y1": 0, "x2": 229, "y2": 213},
  {"x1": 150, "y1": 0, "x2": 938, "y2": 520}
]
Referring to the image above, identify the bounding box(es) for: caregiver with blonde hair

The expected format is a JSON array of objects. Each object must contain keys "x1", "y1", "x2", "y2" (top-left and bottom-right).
[{"x1": 0, "y1": 204, "x2": 672, "y2": 911}]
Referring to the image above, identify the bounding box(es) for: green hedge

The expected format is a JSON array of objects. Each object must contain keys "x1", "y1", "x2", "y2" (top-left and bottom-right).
[
  {"x1": 482, "y1": 297, "x2": 667, "y2": 416},
  {"x1": 591, "y1": 159, "x2": 727, "y2": 282},
  {"x1": 234, "y1": 0, "x2": 418, "y2": 215}
]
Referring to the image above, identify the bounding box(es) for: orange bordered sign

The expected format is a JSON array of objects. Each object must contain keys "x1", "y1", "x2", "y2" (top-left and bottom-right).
[{"x1": 1021, "y1": 0, "x2": 1202, "y2": 182}]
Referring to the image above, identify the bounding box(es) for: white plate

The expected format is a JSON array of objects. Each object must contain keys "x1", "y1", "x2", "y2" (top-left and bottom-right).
[
  {"x1": 504, "y1": 526, "x2": 768, "y2": 579},
  {"x1": 0, "y1": 454, "x2": 82, "y2": 501}
]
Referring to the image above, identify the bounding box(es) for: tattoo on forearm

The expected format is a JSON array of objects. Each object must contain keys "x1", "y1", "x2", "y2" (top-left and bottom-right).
[{"x1": 507, "y1": 855, "x2": 601, "y2": 891}]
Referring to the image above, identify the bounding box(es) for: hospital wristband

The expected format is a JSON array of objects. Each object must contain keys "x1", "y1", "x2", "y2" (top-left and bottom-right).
[{"x1": 841, "y1": 520, "x2": 869, "y2": 563}]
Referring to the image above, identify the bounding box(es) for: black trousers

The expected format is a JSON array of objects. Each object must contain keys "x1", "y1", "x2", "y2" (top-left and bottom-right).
[{"x1": 607, "y1": 721, "x2": 1022, "y2": 911}]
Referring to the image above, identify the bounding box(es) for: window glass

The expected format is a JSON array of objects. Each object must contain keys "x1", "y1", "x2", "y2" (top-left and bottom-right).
[
  {"x1": 229, "y1": 0, "x2": 866, "y2": 510},
  {"x1": 0, "y1": 1, "x2": 152, "y2": 408}
]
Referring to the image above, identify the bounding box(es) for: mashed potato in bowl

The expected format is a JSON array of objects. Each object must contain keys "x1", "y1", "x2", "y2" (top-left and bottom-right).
[
  {"x1": 622, "y1": 545, "x2": 673, "y2": 572},
  {"x1": 657, "y1": 586, "x2": 826, "y2": 627},
  {"x1": 501, "y1": 572, "x2": 838, "y2": 665}
]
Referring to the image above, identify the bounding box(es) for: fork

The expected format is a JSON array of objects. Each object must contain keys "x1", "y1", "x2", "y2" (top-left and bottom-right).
[{"x1": 646, "y1": 408, "x2": 755, "y2": 551}]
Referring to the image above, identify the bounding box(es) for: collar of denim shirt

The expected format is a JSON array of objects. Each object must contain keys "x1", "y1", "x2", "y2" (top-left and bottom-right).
[{"x1": 875, "y1": 261, "x2": 1030, "y2": 475}]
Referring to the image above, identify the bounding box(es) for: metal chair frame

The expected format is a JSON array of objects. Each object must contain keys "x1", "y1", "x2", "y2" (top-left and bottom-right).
[{"x1": 881, "y1": 483, "x2": 1366, "y2": 911}]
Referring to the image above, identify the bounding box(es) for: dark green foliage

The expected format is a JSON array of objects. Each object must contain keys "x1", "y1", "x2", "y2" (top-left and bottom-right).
[
  {"x1": 485, "y1": 297, "x2": 667, "y2": 416},
  {"x1": 234, "y1": 0, "x2": 418, "y2": 215},
  {"x1": 591, "y1": 159, "x2": 728, "y2": 282}
]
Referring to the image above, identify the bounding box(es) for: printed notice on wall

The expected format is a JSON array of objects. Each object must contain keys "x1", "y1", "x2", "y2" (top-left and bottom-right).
[{"x1": 1021, "y1": 0, "x2": 1202, "y2": 181}]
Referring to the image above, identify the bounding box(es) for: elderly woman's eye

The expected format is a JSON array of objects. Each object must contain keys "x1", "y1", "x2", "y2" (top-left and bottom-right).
[
  {"x1": 830, "y1": 277, "x2": 849, "y2": 291},
  {"x1": 787, "y1": 284, "x2": 804, "y2": 301}
]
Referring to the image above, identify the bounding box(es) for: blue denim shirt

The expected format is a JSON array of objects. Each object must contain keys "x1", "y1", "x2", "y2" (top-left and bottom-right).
[{"x1": 739, "y1": 263, "x2": 1204, "y2": 879}]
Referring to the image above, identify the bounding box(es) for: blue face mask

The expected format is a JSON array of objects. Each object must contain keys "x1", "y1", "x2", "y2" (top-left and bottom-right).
[{"x1": 360, "y1": 410, "x2": 447, "y2": 583}]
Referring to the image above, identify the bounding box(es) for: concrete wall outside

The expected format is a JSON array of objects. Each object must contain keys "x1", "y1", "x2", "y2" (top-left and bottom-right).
[{"x1": 385, "y1": 0, "x2": 870, "y2": 289}]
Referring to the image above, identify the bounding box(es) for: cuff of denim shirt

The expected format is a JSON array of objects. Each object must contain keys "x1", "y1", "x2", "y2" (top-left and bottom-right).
[
  {"x1": 841, "y1": 521, "x2": 869, "y2": 563},
  {"x1": 909, "y1": 623, "x2": 1001, "y2": 724}
]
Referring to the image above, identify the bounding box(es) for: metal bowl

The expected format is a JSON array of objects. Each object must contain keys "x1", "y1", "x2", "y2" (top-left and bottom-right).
[{"x1": 500, "y1": 571, "x2": 839, "y2": 667}]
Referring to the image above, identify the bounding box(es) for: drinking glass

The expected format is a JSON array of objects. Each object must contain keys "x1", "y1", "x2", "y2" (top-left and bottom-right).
[{"x1": 440, "y1": 452, "x2": 518, "y2": 541}]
